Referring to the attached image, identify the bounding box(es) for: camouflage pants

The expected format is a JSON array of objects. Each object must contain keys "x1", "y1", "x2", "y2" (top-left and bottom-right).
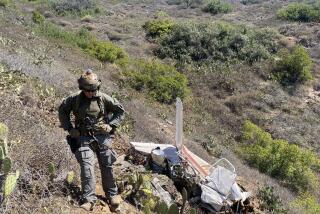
[{"x1": 75, "y1": 134, "x2": 118, "y2": 203}]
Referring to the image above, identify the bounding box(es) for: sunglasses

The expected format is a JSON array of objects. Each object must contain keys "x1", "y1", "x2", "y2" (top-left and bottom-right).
[{"x1": 84, "y1": 89, "x2": 97, "y2": 93}]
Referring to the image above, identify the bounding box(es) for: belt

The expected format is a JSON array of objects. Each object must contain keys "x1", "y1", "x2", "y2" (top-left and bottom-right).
[{"x1": 81, "y1": 130, "x2": 107, "y2": 136}]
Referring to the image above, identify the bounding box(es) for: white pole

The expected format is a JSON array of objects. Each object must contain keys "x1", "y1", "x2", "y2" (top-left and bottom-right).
[{"x1": 175, "y1": 98, "x2": 183, "y2": 151}]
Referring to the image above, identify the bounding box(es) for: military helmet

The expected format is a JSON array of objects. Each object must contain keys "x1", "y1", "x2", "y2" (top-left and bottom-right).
[{"x1": 78, "y1": 69, "x2": 101, "y2": 91}]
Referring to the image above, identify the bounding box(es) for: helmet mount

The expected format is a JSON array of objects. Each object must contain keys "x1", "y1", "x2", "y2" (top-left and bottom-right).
[{"x1": 78, "y1": 69, "x2": 101, "y2": 91}]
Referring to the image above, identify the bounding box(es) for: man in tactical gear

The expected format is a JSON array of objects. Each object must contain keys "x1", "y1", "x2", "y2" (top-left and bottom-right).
[{"x1": 58, "y1": 69, "x2": 125, "y2": 211}]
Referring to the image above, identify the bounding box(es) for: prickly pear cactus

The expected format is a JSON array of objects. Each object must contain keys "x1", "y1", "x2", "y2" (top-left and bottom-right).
[
  {"x1": 3, "y1": 157, "x2": 12, "y2": 175},
  {"x1": 0, "y1": 123, "x2": 19, "y2": 202},
  {"x1": 168, "y1": 203, "x2": 179, "y2": 214},
  {"x1": 0, "y1": 123, "x2": 8, "y2": 156},
  {"x1": 180, "y1": 187, "x2": 187, "y2": 214},
  {"x1": 189, "y1": 208, "x2": 197, "y2": 214},
  {"x1": 48, "y1": 162, "x2": 56, "y2": 181},
  {"x1": 4, "y1": 170, "x2": 19, "y2": 197},
  {"x1": 143, "y1": 204, "x2": 152, "y2": 214},
  {"x1": 66, "y1": 171, "x2": 74, "y2": 184},
  {"x1": 0, "y1": 123, "x2": 8, "y2": 139},
  {"x1": 155, "y1": 201, "x2": 169, "y2": 214},
  {"x1": 0, "y1": 146, "x2": 4, "y2": 160}
]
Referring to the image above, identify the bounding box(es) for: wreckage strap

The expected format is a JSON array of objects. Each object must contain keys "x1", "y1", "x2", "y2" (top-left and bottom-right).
[{"x1": 181, "y1": 145, "x2": 208, "y2": 177}]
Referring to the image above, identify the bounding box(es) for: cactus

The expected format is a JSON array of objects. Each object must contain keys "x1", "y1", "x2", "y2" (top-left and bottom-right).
[
  {"x1": 158, "y1": 202, "x2": 169, "y2": 214},
  {"x1": 155, "y1": 201, "x2": 168, "y2": 214},
  {"x1": 143, "y1": 204, "x2": 152, "y2": 214},
  {"x1": 189, "y1": 208, "x2": 197, "y2": 214},
  {"x1": 180, "y1": 187, "x2": 187, "y2": 214},
  {"x1": 0, "y1": 123, "x2": 8, "y2": 156},
  {"x1": 146, "y1": 197, "x2": 157, "y2": 210},
  {"x1": 66, "y1": 171, "x2": 74, "y2": 184},
  {"x1": 168, "y1": 203, "x2": 179, "y2": 214},
  {"x1": 48, "y1": 162, "x2": 55, "y2": 181},
  {"x1": 137, "y1": 173, "x2": 144, "y2": 188},
  {"x1": 3, "y1": 157, "x2": 12, "y2": 175},
  {"x1": 0, "y1": 141, "x2": 8, "y2": 157},
  {"x1": 0, "y1": 123, "x2": 19, "y2": 203},
  {"x1": 0, "y1": 123, "x2": 8, "y2": 138},
  {"x1": 4, "y1": 170, "x2": 19, "y2": 197},
  {"x1": 48, "y1": 162, "x2": 55, "y2": 174},
  {"x1": 0, "y1": 146, "x2": 4, "y2": 160}
]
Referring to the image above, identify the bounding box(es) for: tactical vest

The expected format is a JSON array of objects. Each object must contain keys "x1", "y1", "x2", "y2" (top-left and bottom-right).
[{"x1": 73, "y1": 92, "x2": 106, "y2": 133}]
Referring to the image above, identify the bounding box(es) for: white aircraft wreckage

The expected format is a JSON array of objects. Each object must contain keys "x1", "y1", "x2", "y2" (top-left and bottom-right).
[{"x1": 130, "y1": 98, "x2": 252, "y2": 213}]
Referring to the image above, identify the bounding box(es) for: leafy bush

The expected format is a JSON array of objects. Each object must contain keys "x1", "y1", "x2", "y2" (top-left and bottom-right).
[
  {"x1": 32, "y1": 11, "x2": 45, "y2": 24},
  {"x1": 258, "y1": 186, "x2": 287, "y2": 214},
  {"x1": 143, "y1": 19, "x2": 176, "y2": 38},
  {"x1": 277, "y1": 3, "x2": 320, "y2": 22},
  {"x1": 241, "y1": 0, "x2": 264, "y2": 5},
  {"x1": 36, "y1": 22, "x2": 126, "y2": 63},
  {"x1": 121, "y1": 59, "x2": 190, "y2": 103},
  {"x1": 241, "y1": 120, "x2": 320, "y2": 192},
  {"x1": 201, "y1": 135, "x2": 222, "y2": 157},
  {"x1": 50, "y1": 0, "x2": 99, "y2": 16},
  {"x1": 167, "y1": 0, "x2": 204, "y2": 8},
  {"x1": 83, "y1": 40, "x2": 127, "y2": 63},
  {"x1": 155, "y1": 22, "x2": 279, "y2": 64},
  {"x1": 0, "y1": 0, "x2": 11, "y2": 7},
  {"x1": 273, "y1": 46, "x2": 313, "y2": 86},
  {"x1": 291, "y1": 193, "x2": 320, "y2": 214},
  {"x1": 203, "y1": 0, "x2": 232, "y2": 15}
]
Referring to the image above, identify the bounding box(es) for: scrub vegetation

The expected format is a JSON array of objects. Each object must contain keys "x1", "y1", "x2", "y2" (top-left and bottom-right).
[
  {"x1": 34, "y1": 19, "x2": 127, "y2": 63},
  {"x1": 277, "y1": 2, "x2": 320, "y2": 22},
  {"x1": 119, "y1": 59, "x2": 190, "y2": 104},
  {"x1": 153, "y1": 22, "x2": 280, "y2": 65},
  {"x1": 273, "y1": 46, "x2": 313, "y2": 86},
  {"x1": 241, "y1": 120, "x2": 320, "y2": 192},
  {"x1": 202, "y1": 0, "x2": 232, "y2": 15},
  {"x1": 50, "y1": 0, "x2": 101, "y2": 16}
]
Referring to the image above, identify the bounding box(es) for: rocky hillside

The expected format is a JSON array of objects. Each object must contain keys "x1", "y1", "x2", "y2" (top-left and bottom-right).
[{"x1": 0, "y1": 0, "x2": 319, "y2": 213}]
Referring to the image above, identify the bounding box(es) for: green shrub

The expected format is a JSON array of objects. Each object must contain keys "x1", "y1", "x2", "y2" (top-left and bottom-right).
[
  {"x1": 155, "y1": 22, "x2": 279, "y2": 64},
  {"x1": 277, "y1": 3, "x2": 320, "y2": 22},
  {"x1": 167, "y1": 0, "x2": 204, "y2": 8},
  {"x1": 202, "y1": 0, "x2": 232, "y2": 15},
  {"x1": 201, "y1": 135, "x2": 222, "y2": 157},
  {"x1": 0, "y1": 0, "x2": 11, "y2": 7},
  {"x1": 241, "y1": 0, "x2": 264, "y2": 5},
  {"x1": 121, "y1": 59, "x2": 190, "y2": 103},
  {"x1": 273, "y1": 46, "x2": 313, "y2": 86},
  {"x1": 37, "y1": 22, "x2": 85, "y2": 45},
  {"x1": 84, "y1": 40, "x2": 127, "y2": 63},
  {"x1": 32, "y1": 11, "x2": 45, "y2": 24},
  {"x1": 143, "y1": 19, "x2": 176, "y2": 38},
  {"x1": 291, "y1": 193, "x2": 320, "y2": 214},
  {"x1": 258, "y1": 186, "x2": 287, "y2": 214},
  {"x1": 50, "y1": 0, "x2": 99, "y2": 16},
  {"x1": 36, "y1": 22, "x2": 126, "y2": 63},
  {"x1": 241, "y1": 120, "x2": 320, "y2": 192}
]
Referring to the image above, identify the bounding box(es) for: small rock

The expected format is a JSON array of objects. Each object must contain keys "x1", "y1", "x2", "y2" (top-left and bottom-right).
[
  {"x1": 81, "y1": 15, "x2": 94, "y2": 23},
  {"x1": 43, "y1": 11, "x2": 54, "y2": 18},
  {"x1": 165, "y1": 119, "x2": 173, "y2": 125},
  {"x1": 56, "y1": 20, "x2": 72, "y2": 27},
  {"x1": 83, "y1": 24, "x2": 97, "y2": 31}
]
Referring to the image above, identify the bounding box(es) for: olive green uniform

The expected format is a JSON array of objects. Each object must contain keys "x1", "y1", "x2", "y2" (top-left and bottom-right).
[{"x1": 58, "y1": 91, "x2": 124, "y2": 203}]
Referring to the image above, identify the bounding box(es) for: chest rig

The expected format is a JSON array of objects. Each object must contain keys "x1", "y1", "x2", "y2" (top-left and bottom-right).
[{"x1": 73, "y1": 92, "x2": 106, "y2": 133}]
